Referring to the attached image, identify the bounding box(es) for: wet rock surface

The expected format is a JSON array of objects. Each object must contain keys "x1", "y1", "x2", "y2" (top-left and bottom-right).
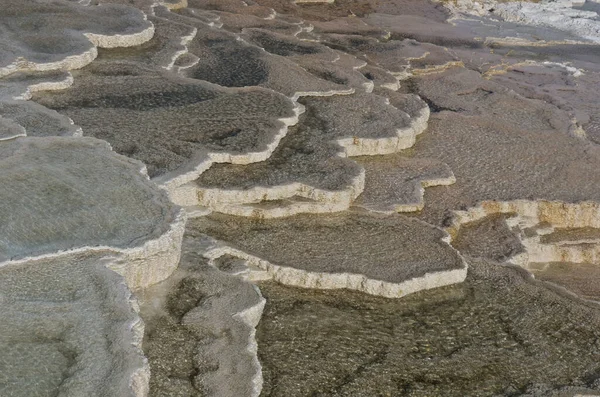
[
  {"x1": 257, "y1": 260, "x2": 600, "y2": 397},
  {"x1": 189, "y1": 211, "x2": 466, "y2": 297},
  {"x1": 34, "y1": 63, "x2": 296, "y2": 180},
  {"x1": 5, "y1": 0, "x2": 600, "y2": 396},
  {"x1": 0, "y1": 136, "x2": 177, "y2": 262},
  {"x1": 193, "y1": 91, "x2": 429, "y2": 217},
  {"x1": 531, "y1": 261, "x2": 600, "y2": 302},
  {"x1": 0, "y1": 252, "x2": 148, "y2": 397},
  {"x1": 141, "y1": 226, "x2": 265, "y2": 397},
  {"x1": 452, "y1": 214, "x2": 525, "y2": 263},
  {"x1": 354, "y1": 155, "x2": 455, "y2": 213},
  {"x1": 0, "y1": 0, "x2": 153, "y2": 77}
]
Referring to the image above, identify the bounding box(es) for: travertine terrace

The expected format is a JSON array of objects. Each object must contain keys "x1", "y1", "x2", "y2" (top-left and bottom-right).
[
  {"x1": 5, "y1": 0, "x2": 600, "y2": 396},
  {"x1": 191, "y1": 212, "x2": 467, "y2": 298},
  {"x1": 0, "y1": 252, "x2": 150, "y2": 397}
]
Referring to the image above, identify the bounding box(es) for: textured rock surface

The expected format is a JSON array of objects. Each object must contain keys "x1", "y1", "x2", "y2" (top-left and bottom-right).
[
  {"x1": 193, "y1": 91, "x2": 430, "y2": 217},
  {"x1": 141, "y1": 226, "x2": 265, "y2": 397},
  {"x1": 0, "y1": 252, "x2": 148, "y2": 397},
  {"x1": 354, "y1": 155, "x2": 455, "y2": 213},
  {"x1": 0, "y1": 70, "x2": 74, "y2": 101},
  {"x1": 0, "y1": 0, "x2": 154, "y2": 77},
  {"x1": 5, "y1": 0, "x2": 600, "y2": 396},
  {"x1": 445, "y1": 201, "x2": 600, "y2": 310},
  {"x1": 402, "y1": 68, "x2": 600, "y2": 228},
  {"x1": 489, "y1": 61, "x2": 600, "y2": 145},
  {"x1": 532, "y1": 261, "x2": 600, "y2": 302},
  {"x1": 452, "y1": 214, "x2": 525, "y2": 263},
  {"x1": 0, "y1": 100, "x2": 81, "y2": 137},
  {"x1": 189, "y1": 212, "x2": 467, "y2": 298},
  {"x1": 0, "y1": 2, "x2": 187, "y2": 396},
  {"x1": 179, "y1": 19, "x2": 350, "y2": 98},
  {"x1": 257, "y1": 259, "x2": 600, "y2": 396},
  {"x1": 34, "y1": 63, "x2": 298, "y2": 186},
  {"x1": 0, "y1": 137, "x2": 180, "y2": 266}
]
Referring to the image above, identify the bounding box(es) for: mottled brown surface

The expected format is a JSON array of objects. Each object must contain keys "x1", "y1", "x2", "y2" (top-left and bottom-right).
[
  {"x1": 533, "y1": 262, "x2": 600, "y2": 302},
  {"x1": 452, "y1": 214, "x2": 525, "y2": 263},
  {"x1": 190, "y1": 211, "x2": 464, "y2": 284},
  {"x1": 258, "y1": 259, "x2": 600, "y2": 397},
  {"x1": 402, "y1": 69, "x2": 600, "y2": 227},
  {"x1": 541, "y1": 228, "x2": 600, "y2": 244}
]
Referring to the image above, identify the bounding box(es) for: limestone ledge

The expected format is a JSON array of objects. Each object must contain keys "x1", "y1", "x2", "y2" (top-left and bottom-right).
[
  {"x1": 289, "y1": 87, "x2": 354, "y2": 103},
  {"x1": 0, "y1": 47, "x2": 98, "y2": 80},
  {"x1": 338, "y1": 104, "x2": 430, "y2": 157},
  {"x1": 520, "y1": 235, "x2": 600, "y2": 266},
  {"x1": 193, "y1": 169, "x2": 364, "y2": 218},
  {"x1": 10, "y1": 72, "x2": 74, "y2": 101},
  {"x1": 182, "y1": 99, "x2": 430, "y2": 218},
  {"x1": 227, "y1": 278, "x2": 267, "y2": 397},
  {"x1": 106, "y1": 208, "x2": 187, "y2": 291},
  {"x1": 121, "y1": 267, "x2": 151, "y2": 397},
  {"x1": 198, "y1": 234, "x2": 468, "y2": 299},
  {"x1": 162, "y1": 83, "x2": 377, "y2": 211},
  {"x1": 150, "y1": 6, "x2": 411, "y2": 217},
  {"x1": 158, "y1": 101, "x2": 305, "y2": 203},
  {"x1": 447, "y1": 200, "x2": 600, "y2": 270},
  {"x1": 158, "y1": 0, "x2": 188, "y2": 11},
  {"x1": 1, "y1": 207, "x2": 186, "y2": 292},
  {"x1": 0, "y1": 9, "x2": 154, "y2": 78},
  {"x1": 84, "y1": 23, "x2": 156, "y2": 49},
  {"x1": 0, "y1": 6, "x2": 155, "y2": 138}
]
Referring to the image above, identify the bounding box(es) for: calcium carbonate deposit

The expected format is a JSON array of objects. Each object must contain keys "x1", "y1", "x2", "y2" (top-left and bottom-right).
[{"x1": 4, "y1": 0, "x2": 600, "y2": 396}]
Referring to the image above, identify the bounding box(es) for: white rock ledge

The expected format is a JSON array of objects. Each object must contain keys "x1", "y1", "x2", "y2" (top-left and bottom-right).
[
  {"x1": 196, "y1": 169, "x2": 365, "y2": 218},
  {"x1": 190, "y1": 94, "x2": 431, "y2": 218},
  {"x1": 196, "y1": 232, "x2": 468, "y2": 299},
  {"x1": 0, "y1": 3, "x2": 156, "y2": 78},
  {"x1": 0, "y1": 137, "x2": 186, "y2": 292},
  {"x1": 84, "y1": 24, "x2": 156, "y2": 49},
  {"x1": 158, "y1": 101, "x2": 305, "y2": 202},
  {"x1": 447, "y1": 200, "x2": 600, "y2": 269}
]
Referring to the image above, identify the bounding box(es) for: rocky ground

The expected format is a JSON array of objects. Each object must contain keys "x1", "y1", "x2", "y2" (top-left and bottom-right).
[{"x1": 3, "y1": 0, "x2": 600, "y2": 396}]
